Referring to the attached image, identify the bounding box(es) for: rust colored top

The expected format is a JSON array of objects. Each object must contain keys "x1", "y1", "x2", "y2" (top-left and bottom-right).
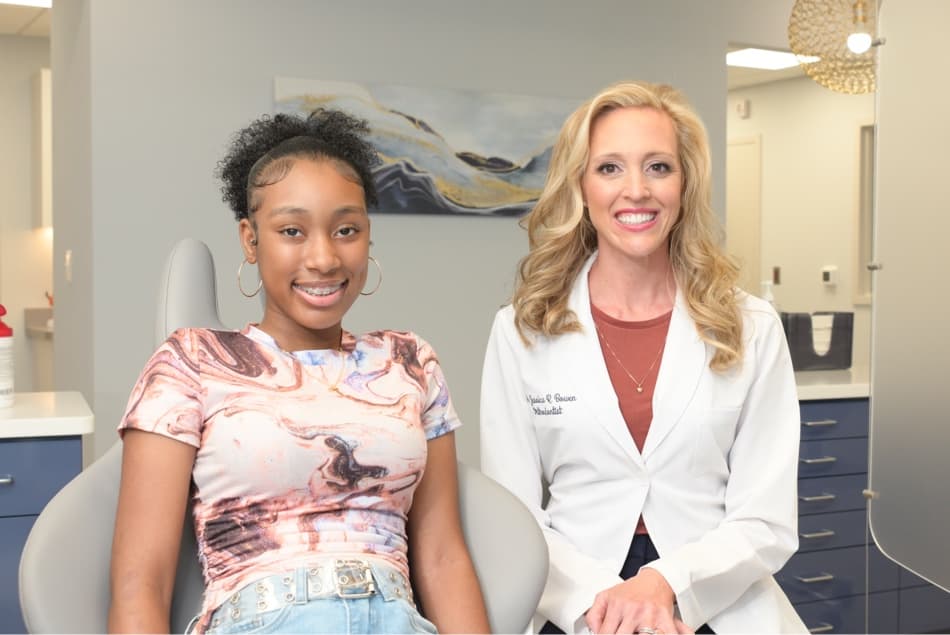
[{"x1": 592, "y1": 304, "x2": 672, "y2": 535}]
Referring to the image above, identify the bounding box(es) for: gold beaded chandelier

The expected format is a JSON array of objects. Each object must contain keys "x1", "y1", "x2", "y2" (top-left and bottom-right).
[{"x1": 788, "y1": 0, "x2": 882, "y2": 94}]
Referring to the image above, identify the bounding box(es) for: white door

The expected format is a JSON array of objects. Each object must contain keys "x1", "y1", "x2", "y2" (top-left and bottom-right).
[{"x1": 725, "y1": 136, "x2": 762, "y2": 297}]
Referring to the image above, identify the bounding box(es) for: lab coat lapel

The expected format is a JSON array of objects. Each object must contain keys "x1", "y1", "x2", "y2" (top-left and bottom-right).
[
  {"x1": 641, "y1": 288, "x2": 707, "y2": 459},
  {"x1": 566, "y1": 255, "x2": 642, "y2": 465}
]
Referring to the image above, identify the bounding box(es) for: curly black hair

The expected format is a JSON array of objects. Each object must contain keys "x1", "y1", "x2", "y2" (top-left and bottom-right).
[{"x1": 216, "y1": 109, "x2": 380, "y2": 221}]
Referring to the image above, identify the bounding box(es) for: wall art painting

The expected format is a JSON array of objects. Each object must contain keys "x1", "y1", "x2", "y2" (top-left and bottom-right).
[{"x1": 274, "y1": 77, "x2": 577, "y2": 216}]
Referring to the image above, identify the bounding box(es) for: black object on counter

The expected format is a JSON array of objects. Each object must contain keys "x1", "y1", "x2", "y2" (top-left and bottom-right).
[{"x1": 780, "y1": 311, "x2": 853, "y2": 371}]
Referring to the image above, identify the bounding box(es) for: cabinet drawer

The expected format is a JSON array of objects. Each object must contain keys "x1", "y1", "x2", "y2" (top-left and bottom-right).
[
  {"x1": 778, "y1": 545, "x2": 899, "y2": 603},
  {"x1": 798, "y1": 438, "x2": 868, "y2": 478},
  {"x1": 0, "y1": 515, "x2": 35, "y2": 633},
  {"x1": 798, "y1": 474, "x2": 867, "y2": 515},
  {"x1": 797, "y1": 510, "x2": 866, "y2": 552},
  {"x1": 899, "y1": 584, "x2": 950, "y2": 633},
  {"x1": 794, "y1": 590, "x2": 897, "y2": 634},
  {"x1": 778, "y1": 547, "x2": 864, "y2": 603},
  {"x1": 799, "y1": 399, "x2": 869, "y2": 441},
  {"x1": 0, "y1": 436, "x2": 82, "y2": 517}
]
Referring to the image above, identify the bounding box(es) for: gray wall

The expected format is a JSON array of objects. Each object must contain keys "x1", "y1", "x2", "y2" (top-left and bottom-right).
[
  {"x1": 54, "y1": 0, "x2": 737, "y2": 466},
  {"x1": 51, "y1": 0, "x2": 93, "y2": 453},
  {"x1": 724, "y1": 0, "x2": 792, "y2": 49}
]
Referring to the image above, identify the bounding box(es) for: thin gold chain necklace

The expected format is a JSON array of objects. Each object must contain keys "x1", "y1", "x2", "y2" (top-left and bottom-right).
[
  {"x1": 595, "y1": 326, "x2": 666, "y2": 394},
  {"x1": 324, "y1": 332, "x2": 347, "y2": 390},
  {"x1": 321, "y1": 350, "x2": 347, "y2": 390}
]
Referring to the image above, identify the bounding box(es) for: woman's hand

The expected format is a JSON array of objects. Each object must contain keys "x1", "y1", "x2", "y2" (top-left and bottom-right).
[{"x1": 584, "y1": 568, "x2": 693, "y2": 634}]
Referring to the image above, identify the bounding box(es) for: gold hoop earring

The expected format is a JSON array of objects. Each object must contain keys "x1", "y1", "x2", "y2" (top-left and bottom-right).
[
  {"x1": 237, "y1": 258, "x2": 262, "y2": 298},
  {"x1": 360, "y1": 256, "x2": 382, "y2": 296}
]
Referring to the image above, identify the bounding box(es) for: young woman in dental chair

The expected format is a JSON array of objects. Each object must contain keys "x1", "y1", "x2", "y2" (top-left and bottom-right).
[{"x1": 108, "y1": 110, "x2": 489, "y2": 634}]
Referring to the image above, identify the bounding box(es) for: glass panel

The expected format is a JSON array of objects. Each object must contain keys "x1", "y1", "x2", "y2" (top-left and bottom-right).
[{"x1": 869, "y1": 0, "x2": 950, "y2": 594}]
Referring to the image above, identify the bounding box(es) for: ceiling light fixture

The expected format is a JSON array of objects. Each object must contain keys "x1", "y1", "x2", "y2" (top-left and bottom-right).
[
  {"x1": 726, "y1": 48, "x2": 818, "y2": 70},
  {"x1": 0, "y1": 0, "x2": 52, "y2": 8},
  {"x1": 847, "y1": 32, "x2": 873, "y2": 54},
  {"x1": 846, "y1": 0, "x2": 872, "y2": 53},
  {"x1": 788, "y1": 0, "x2": 883, "y2": 95}
]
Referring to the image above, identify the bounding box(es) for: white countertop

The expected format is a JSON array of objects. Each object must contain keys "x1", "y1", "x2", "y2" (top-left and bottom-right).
[
  {"x1": 796, "y1": 365, "x2": 870, "y2": 401},
  {"x1": 0, "y1": 391, "x2": 94, "y2": 439}
]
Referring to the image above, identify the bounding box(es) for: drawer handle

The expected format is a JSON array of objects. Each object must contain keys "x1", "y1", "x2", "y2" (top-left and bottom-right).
[
  {"x1": 795, "y1": 572, "x2": 835, "y2": 584},
  {"x1": 0, "y1": 475, "x2": 13, "y2": 486},
  {"x1": 800, "y1": 456, "x2": 837, "y2": 465},
  {"x1": 799, "y1": 493, "x2": 837, "y2": 503},
  {"x1": 800, "y1": 529, "x2": 836, "y2": 540},
  {"x1": 803, "y1": 418, "x2": 838, "y2": 428},
  {"x1": 808, "y1": 622, "x2": 835, "y2": 633}
]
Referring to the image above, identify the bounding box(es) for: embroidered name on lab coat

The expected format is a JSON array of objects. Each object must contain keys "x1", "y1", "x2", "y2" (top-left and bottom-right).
[{"x1": 526, "y1": 392, "x2": 576, "y2": 415}]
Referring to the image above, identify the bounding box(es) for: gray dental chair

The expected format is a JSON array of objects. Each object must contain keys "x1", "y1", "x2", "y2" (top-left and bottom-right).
[{"x1": 18, "y1": 238, "x2": 548, "y2": 633}]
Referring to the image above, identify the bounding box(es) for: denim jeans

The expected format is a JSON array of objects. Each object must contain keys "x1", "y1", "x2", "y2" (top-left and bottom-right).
[{"x1": 198, "y1": 560, "x2": 437, "y2": 634}]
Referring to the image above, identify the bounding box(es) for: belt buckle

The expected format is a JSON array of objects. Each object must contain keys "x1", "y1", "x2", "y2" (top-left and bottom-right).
[{"x1": 334, "y1": 559, "x2": 376, "y2": 598}]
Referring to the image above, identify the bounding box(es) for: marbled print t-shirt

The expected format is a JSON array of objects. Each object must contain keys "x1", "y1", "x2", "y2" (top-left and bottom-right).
[{"x1": 118, "y1": 325, "x2": 461, "y2": 624}]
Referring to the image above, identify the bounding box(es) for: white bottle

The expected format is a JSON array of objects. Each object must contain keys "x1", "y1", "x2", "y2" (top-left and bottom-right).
[
  {"x1": 761, "y1": 280, "x2": 777, "y2": 310},
  {"x1": 0, "y1": 303, "x2": 13, "y2": 408}
]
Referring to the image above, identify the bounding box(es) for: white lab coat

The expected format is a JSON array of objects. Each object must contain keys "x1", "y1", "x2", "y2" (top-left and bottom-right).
[{"x1": 480, "y1": 254, "x2": 806, "y2": 634}]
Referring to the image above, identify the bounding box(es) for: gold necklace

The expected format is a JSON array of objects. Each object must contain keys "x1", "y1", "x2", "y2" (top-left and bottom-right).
[
  {"x1": 319, "y1": 331, "x2": 347, "y2": 389},
  {"x1": 323, "y1": 350, "x2": 347, "y2": 390},
  {"x1": 595, "y1": 326, "x2": 666, "y2": 394}
]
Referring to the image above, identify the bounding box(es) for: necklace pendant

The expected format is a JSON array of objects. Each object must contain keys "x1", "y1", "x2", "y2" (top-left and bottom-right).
[{"x1": 636, "y1": 386, "x2": 644, "y2": 393}]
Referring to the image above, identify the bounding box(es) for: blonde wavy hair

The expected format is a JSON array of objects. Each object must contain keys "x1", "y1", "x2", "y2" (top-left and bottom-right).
[{"x1": 512, "y1": 80, "x2": 742, "y2": 371}]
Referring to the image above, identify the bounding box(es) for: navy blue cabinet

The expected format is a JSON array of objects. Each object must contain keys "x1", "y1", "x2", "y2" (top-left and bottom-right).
[
  {"x1": 781, "y1": 398, "x2": 950, "y2": 633},
  {"x1": 0, "y1": 436, "x2": 82, "y2": 633}
]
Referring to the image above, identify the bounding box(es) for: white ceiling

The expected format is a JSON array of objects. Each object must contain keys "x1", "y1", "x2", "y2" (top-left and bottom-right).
[
  {"x1": 0, "y1": 4, "x2": 48, "y2": 37},
  {"x1": 0, "y1": 7, "x2": 800, "y2": 89}
]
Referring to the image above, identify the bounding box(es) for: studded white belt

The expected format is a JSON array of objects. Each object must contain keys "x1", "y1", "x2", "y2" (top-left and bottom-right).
[{"x1": 214, "y1": 557, "x2": 413, "y2": 625}]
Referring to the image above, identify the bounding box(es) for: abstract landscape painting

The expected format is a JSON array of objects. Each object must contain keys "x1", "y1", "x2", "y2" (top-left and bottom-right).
[{"x1": 274, "y1": 77, "x2": 577, "y2": 216}]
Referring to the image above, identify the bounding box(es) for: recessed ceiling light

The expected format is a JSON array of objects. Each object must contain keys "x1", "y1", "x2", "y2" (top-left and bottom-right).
[
  {"x1": 0, "y1": 0, "x2": 52, "y2": 8},
  {"x1": 726, "y1": 48, "x2": 818, "y2": 70}
]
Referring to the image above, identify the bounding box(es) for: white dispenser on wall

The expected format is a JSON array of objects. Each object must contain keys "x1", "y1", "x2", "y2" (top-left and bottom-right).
[{"x1": 0, "y1": 304, "x2": 13, "y2": 408}]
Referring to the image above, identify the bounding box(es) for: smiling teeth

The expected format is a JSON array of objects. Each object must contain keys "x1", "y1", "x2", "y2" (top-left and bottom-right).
[
  {"x1": 617, "y1": 212, "x2": 656, "y2": 225},
  {"x1": 296, "y1": 283, "x2": 342, "y2": 296}
]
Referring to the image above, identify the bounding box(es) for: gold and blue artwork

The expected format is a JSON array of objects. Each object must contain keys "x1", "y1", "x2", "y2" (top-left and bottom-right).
[{"x1": 274, "y1": 77, "x2": 578, "y2": 216}]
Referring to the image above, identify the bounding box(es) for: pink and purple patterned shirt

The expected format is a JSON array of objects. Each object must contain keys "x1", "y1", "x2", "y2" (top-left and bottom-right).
[{"x1": 118, "y1": 325, "x2": 461, "y2": 624}]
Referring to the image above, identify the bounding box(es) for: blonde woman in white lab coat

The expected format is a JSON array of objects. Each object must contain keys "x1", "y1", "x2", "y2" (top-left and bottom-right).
[{"x1": 480, "y1": 81, "x2": 807, "y2": 635}]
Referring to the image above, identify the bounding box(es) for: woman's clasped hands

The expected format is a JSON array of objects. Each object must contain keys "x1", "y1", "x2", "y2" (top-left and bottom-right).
[{"x1": 585, "y1": 568, "x2": 693, "y2": 635}]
